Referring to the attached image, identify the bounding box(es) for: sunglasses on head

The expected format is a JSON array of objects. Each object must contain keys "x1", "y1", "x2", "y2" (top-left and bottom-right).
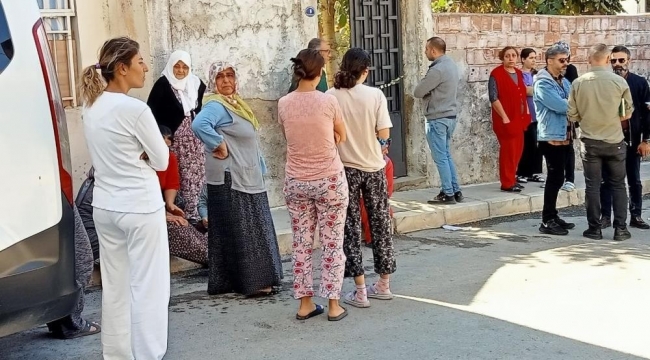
[{"x1": 610, "y1": 58, "x2": 627, "y2": 64}]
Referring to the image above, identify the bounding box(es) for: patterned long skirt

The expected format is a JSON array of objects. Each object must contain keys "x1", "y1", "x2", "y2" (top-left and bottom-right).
[
  {"x1": 207, "y1": 173, "x2": 283, "y2": 296},
  {"x1": 168, "y1": 223, "x2": 208, "y2": 266},
  {"x1": 171, "y1": 116, "x2": 206, "y2": 221}
]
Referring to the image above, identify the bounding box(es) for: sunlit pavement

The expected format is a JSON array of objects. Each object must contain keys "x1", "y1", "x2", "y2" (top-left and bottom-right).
[
  {"x1": 397, "y1": 229, "x2": 650, "y2": 358},
  {"x1": 1, "y1": 203, "x2": 649, "y2": 360}
]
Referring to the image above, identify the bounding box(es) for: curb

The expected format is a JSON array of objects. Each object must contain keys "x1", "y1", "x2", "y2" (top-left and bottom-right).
[{"x1": 90, "y1": 173, "x2": 650, "y2": 287}]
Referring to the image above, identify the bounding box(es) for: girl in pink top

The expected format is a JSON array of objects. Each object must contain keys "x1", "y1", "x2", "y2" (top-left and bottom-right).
[{"x1": 278, "y1": 49, "x2": 349, "y2": 321}]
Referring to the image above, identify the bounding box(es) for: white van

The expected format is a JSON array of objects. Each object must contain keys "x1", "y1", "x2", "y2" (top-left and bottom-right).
[{"x1": 0, "y1": 0, "x2": 78, "y2": 337}]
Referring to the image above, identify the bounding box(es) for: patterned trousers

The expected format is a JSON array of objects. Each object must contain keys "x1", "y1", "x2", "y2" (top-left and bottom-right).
[
  {"x1": 47, "y1": 205, "x2": 94, "y2": 337},
  {"x1": 284, "y1": 171, "x2": 348, "y2": 300},
  {"x1": 343, "y1": 167, "x2": 396, "y2": 278}
]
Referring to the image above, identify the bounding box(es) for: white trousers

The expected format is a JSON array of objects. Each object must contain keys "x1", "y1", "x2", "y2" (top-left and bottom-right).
[{"x1": 94, "y1": 207, "x2": 170, "y2": 360}]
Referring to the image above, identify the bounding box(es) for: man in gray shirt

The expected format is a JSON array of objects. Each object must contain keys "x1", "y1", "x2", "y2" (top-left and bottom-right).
[{"x1": 414, "y1": 37, "x2": 462, "y2": 204}]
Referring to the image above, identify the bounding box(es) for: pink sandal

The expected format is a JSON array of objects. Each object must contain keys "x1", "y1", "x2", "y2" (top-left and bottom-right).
[{"x1": 366, "y1": 284, "x2": 393, "y2": 300}]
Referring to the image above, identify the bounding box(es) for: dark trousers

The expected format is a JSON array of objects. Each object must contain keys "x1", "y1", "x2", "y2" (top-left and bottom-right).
[
  {"x1": 539, "y1": 142, "x2": 570, "y2": 222},
  {"x1": 581, "y1": 139, "x2": 628, "y2": 229},
  {"x1": 517, "y1": 122, "x2": 543, "y2": 178},
  {"x1": 565, "y1": 141, "x2": 575, "y2": 183},
  {"x1": 600, "y1": 146, "x2": 642, "y2": 218}
]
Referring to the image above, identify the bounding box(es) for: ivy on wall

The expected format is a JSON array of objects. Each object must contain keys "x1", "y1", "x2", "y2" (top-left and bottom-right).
[{"x1": 431, "y1": 0, "x2": 630, "y2": 15}]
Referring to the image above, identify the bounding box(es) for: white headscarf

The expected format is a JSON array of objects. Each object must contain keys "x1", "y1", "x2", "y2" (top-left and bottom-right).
[{"x1": 161, "y1": 50, "x2": 201, "y2": 116}]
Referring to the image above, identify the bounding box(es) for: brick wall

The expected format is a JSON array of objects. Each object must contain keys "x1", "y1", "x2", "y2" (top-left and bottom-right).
[
  {"x1": 409, "y1": 14, "x2": 650, "y2": 187},
  {"x1": 434, "y1": 14, "x2": 650, "y2": 82}
]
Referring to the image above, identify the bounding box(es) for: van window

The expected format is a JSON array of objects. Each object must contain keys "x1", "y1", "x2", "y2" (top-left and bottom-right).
[{"x1": 0, "y1": 1, "x2": 14, "y2": 74}]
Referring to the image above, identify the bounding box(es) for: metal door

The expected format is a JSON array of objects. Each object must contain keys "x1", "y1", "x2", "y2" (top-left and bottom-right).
[{"x1": 349, "y1": 0, "x2": 406, "y2": 177}]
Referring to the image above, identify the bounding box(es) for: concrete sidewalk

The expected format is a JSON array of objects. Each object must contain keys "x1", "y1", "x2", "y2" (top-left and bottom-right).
[
  {"x1": 269, "y1": 162, "x2": 650, "y2": 254},
  {"x1": 94, "y1": 163, "x2": 650, "y2": 284}
]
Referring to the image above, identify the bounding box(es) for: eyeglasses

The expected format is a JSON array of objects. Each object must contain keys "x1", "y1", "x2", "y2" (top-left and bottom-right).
[
  {"x1": 610, "y1": 58, "x2": 627, "y2": 64},
  {"x1": 555, "y1": 58, "x2": 569, "y2": 64}
]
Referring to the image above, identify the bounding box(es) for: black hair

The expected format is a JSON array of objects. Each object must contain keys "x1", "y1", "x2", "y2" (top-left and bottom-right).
[
  {"x1": 521, "y1": 48, "x2": 536, "y2": 61},
  {"x1": 159, "y1": 125, "x2": 173, "y2": 139},
  {"x1": 426, "y1": 37, "x2": 446, "y2": 53},
  {"x1": 334, "y1": 48, "x2": 371, "y2": 89},
  {"x1": 290, "y1": 49, "x2": 325, "y2": 81},
  {"x1": 612, "y1": 45, "x2": 631, "y2": 59}
]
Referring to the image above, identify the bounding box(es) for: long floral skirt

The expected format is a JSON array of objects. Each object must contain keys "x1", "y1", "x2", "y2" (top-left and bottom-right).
[{"x1": 171, "y1": 116, "x2": 206, "y2": 221}]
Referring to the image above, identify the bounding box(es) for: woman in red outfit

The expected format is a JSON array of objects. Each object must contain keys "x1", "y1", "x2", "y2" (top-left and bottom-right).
[
  {"x1": 488, "y1": 46, "x2": 531, "y2": 192},
  {"x1": 157, "y1": 126, "x2": 208, "y2": 265}
]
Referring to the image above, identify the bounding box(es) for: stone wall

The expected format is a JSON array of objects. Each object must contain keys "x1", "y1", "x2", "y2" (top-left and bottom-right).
[
  {"x1": 67, "y1": 0, "x2": 318, "y2": 205},
  {"x1": 147, "y1": 0, "x2": 318, "y2": 207},
  {"x1": 65, "y1": 3, "x2": 650, "y2": 203},
  {"x1": 418, "y1": 14, "x2": 650, "y2": 185}
]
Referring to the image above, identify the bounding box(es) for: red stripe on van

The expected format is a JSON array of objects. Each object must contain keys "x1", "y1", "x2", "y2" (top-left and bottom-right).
[{"x1": 32, "y1": 19, "x2": 73, "y2": 204}]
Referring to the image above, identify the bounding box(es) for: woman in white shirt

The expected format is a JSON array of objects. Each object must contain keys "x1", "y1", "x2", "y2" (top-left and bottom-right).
[
  {"x1": 327, "y1": 48, "x2": 396, "y2": 309},
  {"x1": 79, "y1": 37, "x2": 170, "y2": 360}
]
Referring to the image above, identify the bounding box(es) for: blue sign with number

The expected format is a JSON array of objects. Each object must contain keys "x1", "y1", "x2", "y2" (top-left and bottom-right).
[{"x1": 305, "y1": 6, "x2": 315, "y2": 17}]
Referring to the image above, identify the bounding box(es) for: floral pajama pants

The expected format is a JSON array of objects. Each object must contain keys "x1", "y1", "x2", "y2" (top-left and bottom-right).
[
  {"x1": 284, "y1": 171, "x2": 349, "y2": 300},
  {"x1": 344, "y1": 167, "x2": 396, "y2": 278}
]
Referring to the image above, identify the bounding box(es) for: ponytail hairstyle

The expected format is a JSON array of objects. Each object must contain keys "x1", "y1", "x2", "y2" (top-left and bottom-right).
[
  {"x1": 334, "y1": 47, "x2": 371, "y2": 89},
  {"x1": 290, "y1": 49, "x2": 325, "y2": 81},
  {"x1": 78, "y1": 37, "x2": 140, "y2": 106}
]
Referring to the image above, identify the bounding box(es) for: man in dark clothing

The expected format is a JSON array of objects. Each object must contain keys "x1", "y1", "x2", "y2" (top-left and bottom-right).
[
  {"x1": 287, "y1": 38, "x2": 330, "y2": 93},
  {"x1": 564, "y1": 56, "x2": 579, "y2": 84},
  {"x1": 600, "y1": 45, "x2": 650, "y2": 230}
]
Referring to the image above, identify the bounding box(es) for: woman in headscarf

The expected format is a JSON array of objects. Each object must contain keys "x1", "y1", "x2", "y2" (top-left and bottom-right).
[
  {"x1": 192, "y1": 61, "x2": 282, "y2": 297},
  {"x1": 148, "y1": 50, "x2": 207, "y2": 223}
]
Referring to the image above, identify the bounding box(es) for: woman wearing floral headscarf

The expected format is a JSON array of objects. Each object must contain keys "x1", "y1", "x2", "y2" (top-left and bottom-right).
[
  {"x1": 148, "y1": 50, "x2": 207, "y2": 222},
  {"x1": 192, "y1": 61, "x2": 282, "y2": 297}
]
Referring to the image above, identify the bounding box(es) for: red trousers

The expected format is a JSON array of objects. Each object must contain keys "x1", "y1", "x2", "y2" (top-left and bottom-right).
[
  {"x1": 495, "y1": 131, "x2": 524, "y2": 189},
  {"x1": 361, "y1": 156, "x2": 394, "y2": 244}
]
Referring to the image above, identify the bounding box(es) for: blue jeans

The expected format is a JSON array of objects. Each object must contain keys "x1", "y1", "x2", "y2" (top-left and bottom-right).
[{"x1": 425, "y1": 118, "x2": 461, "y2": 196}]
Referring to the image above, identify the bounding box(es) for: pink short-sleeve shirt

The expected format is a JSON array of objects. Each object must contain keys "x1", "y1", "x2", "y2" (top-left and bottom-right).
[{"x1": 278, "y1": 91, "x2": 344, "y2": 181}]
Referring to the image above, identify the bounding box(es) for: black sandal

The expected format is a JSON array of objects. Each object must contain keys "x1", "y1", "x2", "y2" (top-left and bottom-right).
[
  {"x1": 296, "y1": 304, "x2": 324, "y2": 320},
  {"x1": 246, "y1": 288, "x2": 279, "y2": 298},
  {"x1": 328, "y1": 306, "x2": 348, "y2": 322},
  {"x1": 64, "y1": 321, "x2": 101, "y2": 339}
]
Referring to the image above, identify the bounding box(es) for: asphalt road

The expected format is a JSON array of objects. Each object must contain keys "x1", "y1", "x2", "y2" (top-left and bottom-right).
[{"x1": 1, "y1": 199, "x2": 649, "y2": 360}]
